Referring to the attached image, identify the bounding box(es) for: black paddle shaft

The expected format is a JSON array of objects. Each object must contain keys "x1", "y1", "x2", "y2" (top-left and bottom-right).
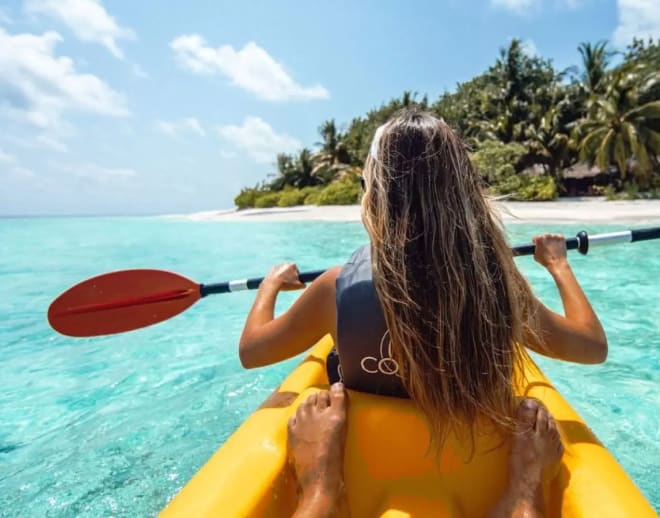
[
  {"x1": 201, "y1": 270, "x2": 325, "y2": 296},
  {"x1": 200, "y1": 227, "x2": 660, "y2": 297}
]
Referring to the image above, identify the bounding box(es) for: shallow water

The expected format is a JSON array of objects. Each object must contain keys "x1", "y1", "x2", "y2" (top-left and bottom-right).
[{"x1": 0, "y1": 217, "x2": 658, "y2": 516}]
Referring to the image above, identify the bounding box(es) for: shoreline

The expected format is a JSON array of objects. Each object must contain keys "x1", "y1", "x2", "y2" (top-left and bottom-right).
[{"x1": 168, "y1": 198, "x2": 660, "y2": 224}]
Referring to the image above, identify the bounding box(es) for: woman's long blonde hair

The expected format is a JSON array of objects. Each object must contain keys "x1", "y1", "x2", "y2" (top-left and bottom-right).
[{"x1": 361, "y1": 108, "x2": 538, "y2": 451}]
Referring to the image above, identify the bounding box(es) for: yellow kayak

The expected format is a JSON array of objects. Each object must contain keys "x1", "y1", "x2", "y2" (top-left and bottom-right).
[{"x1": 160, "y1": 336, "x2": 655, "y2": 517}]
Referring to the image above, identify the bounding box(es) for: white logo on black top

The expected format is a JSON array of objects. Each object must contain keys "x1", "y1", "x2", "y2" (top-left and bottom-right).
[{"x1": 360, "y1": 330, "x2": 400, "y2": 376}]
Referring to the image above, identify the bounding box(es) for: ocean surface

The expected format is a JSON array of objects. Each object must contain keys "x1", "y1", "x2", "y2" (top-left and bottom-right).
[{"x1": 1, "y1": 217, "x2": 658, "y2": 516}]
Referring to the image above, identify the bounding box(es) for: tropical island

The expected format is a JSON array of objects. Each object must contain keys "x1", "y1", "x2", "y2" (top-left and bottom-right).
[{"x1": 234, "y1": 37, "x2": 659, "y2": 210}]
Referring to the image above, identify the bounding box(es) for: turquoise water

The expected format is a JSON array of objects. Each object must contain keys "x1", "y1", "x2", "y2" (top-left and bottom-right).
[{"x1": 1, "y1": 217, "x2": 658, "y2": 516}]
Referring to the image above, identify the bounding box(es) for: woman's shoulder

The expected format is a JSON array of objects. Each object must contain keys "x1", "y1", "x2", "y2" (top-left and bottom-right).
[{"x1": 346, "y1": 244, "x2": 370, "y2": 265}]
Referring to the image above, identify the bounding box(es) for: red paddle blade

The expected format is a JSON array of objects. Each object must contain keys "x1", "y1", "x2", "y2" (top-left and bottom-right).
[{"x1": 48, "y1": 269, "x2": 201, "y2": 337}]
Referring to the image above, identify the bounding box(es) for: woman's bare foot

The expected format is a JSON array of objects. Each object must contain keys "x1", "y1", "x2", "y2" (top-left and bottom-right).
[
  {"x1": 488, "y1": 398, "x2": 564, "y2": 518},
  {"x1": 288, "y1": 382, "x2": 349, "y2": 518},
  {"x1": 509, "y1": 398, "x2": 564, "y2": 490}
]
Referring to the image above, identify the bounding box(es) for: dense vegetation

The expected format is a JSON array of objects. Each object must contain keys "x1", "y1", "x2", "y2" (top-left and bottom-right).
[{"x1": 235, "y1": 38, "x2": 660, "y2": 208}]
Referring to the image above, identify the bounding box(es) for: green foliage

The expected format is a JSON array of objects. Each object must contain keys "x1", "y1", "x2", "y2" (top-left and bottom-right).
[
  {"x1": 593, "y1": 184, "x2": 618, "y2": 200},
  {"x1": 625, "y1": 38, "x2": 660, "y2": 72},
  {"x1": 431, "y1": 75, "x2": 493, "y2": 139},
  {"x1": 268, "y1": 149, "x2": 323, "y2": 191},
  {"x1": 234, "y1": 35, "x2": 660, "y2": 207},
  {"x1": 253, "y1": 192, "x2": 281, "y2": 208},
  {"x1": 234, "y1": 187, "x2": 260, "y2": 209},
  {"x1": 317, "y1": 181, "x2": 362, "y2": 205},
  {"x1": 311, "y1": 119, "x2": 353, "y2": 182},
  {"x1": 577, "y1": 41, "x2": 613, "y2": 94},
  {"x1": 343, "y1": 91, "x2": 429, "y2": 164},
  {"x1": 575, "y1": 63, "x2": 660, "y2": 184},
  {"x1": 274, "y1": 187, "x2": 323, "y2": 207},
  {"x1": 622, "y1": 182, "x2": 640, "y2": 200},
  {"x1": 303, "y1": 186, "x2": 323, "y2": 205},
  {"x1": 596, "y1": 180, "x2": 660, "y2": 200},
  {"x1": 491, "y1": 174, "x2": 558, "y2": 201},
  {"x1": 470, "y1": 140, "x2": 527, "y2": 183},
  {"x1": 276, "y1": 189, "x2": 307, "y2": 207}
]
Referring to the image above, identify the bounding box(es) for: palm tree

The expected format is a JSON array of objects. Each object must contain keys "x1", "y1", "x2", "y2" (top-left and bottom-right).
[
  {"x1": 625, "y1": 38, "x2": 660, "y2": 106},
  {"x1": 505, "y1": 39, "x2": 530, "y2": 102},
  {"x1": 294, "y1": 148, "x2": 317, "y2": 187},
  {"x1": 268, "y1": 149, "x2": 319, "y2": 189},
  {"x1": 267, "y1": 153, "x2": 295, "y2": 190},
  {"x1": 519, "y1": 82, "x2": 585, "y2": 173},
  {"x1": 483, "y1": 39, "x2": 562, "y2": 144},
  {"x1": 577, "y1": 41, "x2": 614, "y2": 95},
  {"x1": 576, "y1": 64, "x2": 660, "y2": 184},
  {"x1": 312, "y1": 119, "x2": 352, "y2": 182}
]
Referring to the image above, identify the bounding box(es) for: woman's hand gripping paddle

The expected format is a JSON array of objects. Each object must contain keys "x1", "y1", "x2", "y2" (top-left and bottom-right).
[{"x1": 48, "y1": 226, "x2": 660, "y2": 338}]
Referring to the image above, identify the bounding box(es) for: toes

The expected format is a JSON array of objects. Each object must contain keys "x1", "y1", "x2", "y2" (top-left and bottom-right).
[
  {"x1": 329, "y1": 382, "x2": 346, "y2": 409},
  {"x1": 287, "y1": 415, "x2": 297, "y2": 434},
  {"x1": 548, "y1": 415, "x2": 561, "y2": 439},
  {"x1": 548, "y1": 417, "x2": 564, "y2": 454},
  {"x1": 535, "y1": 405, "x2": 549, "y2": 434},
  {"x1": 296, "y1": 393, "x2": 316, "y2": 420},
  {"x1": 555, "y1": 435, "x2": 564, "y2": 455},
  {"x1": 516, "y1": 398, "x2": 539, "y2": 431},
  {"x1": 304, "y1": 392, "x2": 318, "y2": 410},
  {"x1": 550, "y1": 431, "x2": 564, "y2": 458},
  {"x1": 317, "y1": 390, "x2": 331, "y2": 409}
]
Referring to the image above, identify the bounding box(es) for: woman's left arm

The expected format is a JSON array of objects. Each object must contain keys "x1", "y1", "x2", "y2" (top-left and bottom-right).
[{"x1": 238, "y1": 264, "x2": 341, "y2": 368}]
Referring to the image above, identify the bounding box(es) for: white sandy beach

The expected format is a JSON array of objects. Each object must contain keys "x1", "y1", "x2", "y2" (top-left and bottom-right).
[{"x1": 175, "y1": 198, "x2": 660, "y2": 224}]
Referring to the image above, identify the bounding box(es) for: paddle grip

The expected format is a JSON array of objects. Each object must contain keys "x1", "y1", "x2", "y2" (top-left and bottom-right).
[
  {"x1": 631, "y1": 227, "x2": 660, "y2": 242},
  {"x1": 511, "y1": 232, "x2": 586, "y2": 257},
  {"x1": 200, "y1": 269, "x2": 326, "y2": 297},
  {"x1": 200, "y1": 283, "x2": 230, "y2": 296}
]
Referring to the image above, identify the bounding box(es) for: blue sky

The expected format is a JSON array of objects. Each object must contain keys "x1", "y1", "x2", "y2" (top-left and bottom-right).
[{"x1": 0, "y1": 0, "x2": 658, "y2": 216}]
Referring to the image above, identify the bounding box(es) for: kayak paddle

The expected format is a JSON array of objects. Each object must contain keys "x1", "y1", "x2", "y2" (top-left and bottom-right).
[{"x1": 48, "y1": 227, "x2": 660, "y2": 337}]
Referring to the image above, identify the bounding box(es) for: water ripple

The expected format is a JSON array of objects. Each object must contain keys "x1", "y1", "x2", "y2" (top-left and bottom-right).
[{"x1": 1, "y1": 218, "x2": 658, "y2": 515}]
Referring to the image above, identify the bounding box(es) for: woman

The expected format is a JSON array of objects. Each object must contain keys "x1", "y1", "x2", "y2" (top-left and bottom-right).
[
  {"x1": 239, "y1": 108, "x2": 607, "y2": 392},
  {"x1": 239, "y1": 109, "x2": 606, "y2": 513}
]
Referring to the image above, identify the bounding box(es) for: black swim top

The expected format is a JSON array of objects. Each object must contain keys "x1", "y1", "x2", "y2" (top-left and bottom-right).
[{"x1": 329, "y1": 245, "x2": 408, "y2": 398}]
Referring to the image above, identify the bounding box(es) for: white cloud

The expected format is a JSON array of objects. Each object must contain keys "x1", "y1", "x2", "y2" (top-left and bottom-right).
[
  {"x1": 217, "y1": 117, "x2": 301, "y2": 163},
  {"x1": 613, "y1": 0, "x2": 660, "y2": 48},
  {"x1": 493, "y1": 0, "x2": 583, "y2": 13},
  {"x1": 0, "y1": 147, "x2": 16, "y2": 164},
  {"x1": 491, "y1": 0, "x2": 540, "y2": 13},
  {"x1": 2, "y1": 134, "x2": 68, "y2": 153},
  {"x1": 25, "y1": 0, "x2": 134, "y2": 59},
  {"x1": 170, "y1": 35, "x2": 329, "y2": 101},
  {"x1": 156, "y1": 117, "x2": 206, "y2": 138},
  {"x1": 0, "y1": 28, "x2": 129, "y2": 131}
]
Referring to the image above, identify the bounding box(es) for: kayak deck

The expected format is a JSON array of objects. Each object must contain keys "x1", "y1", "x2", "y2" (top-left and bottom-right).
[{"x1": 160, "y1": 336, "x2": 655, "y2": 517}]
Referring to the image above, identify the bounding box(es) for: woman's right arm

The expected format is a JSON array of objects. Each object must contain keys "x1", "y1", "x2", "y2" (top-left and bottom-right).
[
  {"x1": 525, "y1": 234, "x2": 608, "y2": 364},
  {"x1": 238, "y1": 265, "x2": 340, "y2": 368}
]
